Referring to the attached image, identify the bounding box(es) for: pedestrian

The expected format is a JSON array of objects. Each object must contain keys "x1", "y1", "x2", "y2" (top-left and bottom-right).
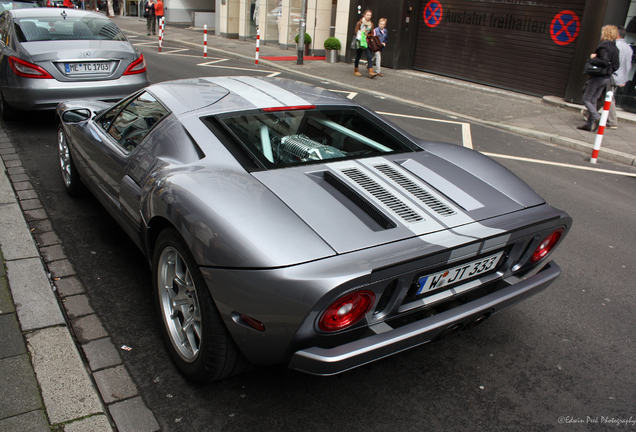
[
  {"x1": 583, "y1": 26, "x2": 633, "y2": 129},
  {"x1": 144, "y1": 0, "x2": 156, "y2": 36},
  {"x1": 63, "y1": 0, "x2": 72, "y2": 8},
  {"x1": 373, "y1": 18, "x2": 388, "y2": 77},
  {"x1": 155, "y1": 0, "x2": 164, "y2": 33},
  {"x1": 352, "y1": 10, "x2": 377, "y2": 78},
  {"x1": 577, "y1": 25, "x2": 620, "y2": 132}
]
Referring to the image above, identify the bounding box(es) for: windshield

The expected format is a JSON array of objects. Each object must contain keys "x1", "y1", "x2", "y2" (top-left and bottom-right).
[
  {"x1": 213, "y1": 107, "x2": 417, "y2": 169},
  {"x1": 15, "y1": 16, "x2": 126, "y2": 42}
]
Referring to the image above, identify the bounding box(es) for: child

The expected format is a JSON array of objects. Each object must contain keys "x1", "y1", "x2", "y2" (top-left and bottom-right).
[{"x1": 373, "y1": 18, "x2": 388, "y2": 77}]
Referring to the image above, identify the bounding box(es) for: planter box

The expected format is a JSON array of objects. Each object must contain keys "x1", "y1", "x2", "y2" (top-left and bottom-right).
[{"x1": 325, "y1": 50, "x2": 338, "y2": 63}]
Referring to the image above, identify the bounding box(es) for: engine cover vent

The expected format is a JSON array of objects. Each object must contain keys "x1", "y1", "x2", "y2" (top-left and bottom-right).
[
  {"x1": 373, "y1": 163, "x2": 456, "y2": 217},
  {"x1": 340, "y1": 167, "x2": 424, "y2": 223}
]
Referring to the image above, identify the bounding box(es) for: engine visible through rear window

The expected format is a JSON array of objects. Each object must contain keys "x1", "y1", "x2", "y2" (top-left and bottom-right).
[{"x1": 211, "y1": 107, "x2": 417, "y2": 169}]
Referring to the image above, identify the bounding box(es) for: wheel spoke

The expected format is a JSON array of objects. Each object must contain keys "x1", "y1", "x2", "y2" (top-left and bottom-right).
[{"x1": 157, "y1": 245, "x2": 202, "y2": 362}]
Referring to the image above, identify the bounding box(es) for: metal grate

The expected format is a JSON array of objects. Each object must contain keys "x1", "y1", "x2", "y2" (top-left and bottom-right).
[
  {"x1": 324, "y1": 171, "x2": 396, "y2": 230},
  {"x1": 373, "y1": 164, "x2": 456, "y2": 216},
  {"x1": 340, "y1": 168, "x2": 423, "y2": 223}
]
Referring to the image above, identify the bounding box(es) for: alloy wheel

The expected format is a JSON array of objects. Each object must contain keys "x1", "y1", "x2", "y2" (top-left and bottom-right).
[{"x1": 157, "y1": 246, "x2": 202, "y2": 362}]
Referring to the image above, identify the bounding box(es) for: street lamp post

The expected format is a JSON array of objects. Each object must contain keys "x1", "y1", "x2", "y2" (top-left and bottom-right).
[{"x1": 296, "y1": 0, "x2": 307, "y2": 65}]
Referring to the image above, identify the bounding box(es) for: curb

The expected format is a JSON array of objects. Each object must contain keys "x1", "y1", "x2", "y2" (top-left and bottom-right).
[
  {"x1": 0, "y1": 126, "x2": 160, "y2": 432},
  {"x1": 146, "y1": 31, "x2": 636, "y2": 168},
  {"x1": 543, "y1": 95, "x2": 636, "y2": 125}
]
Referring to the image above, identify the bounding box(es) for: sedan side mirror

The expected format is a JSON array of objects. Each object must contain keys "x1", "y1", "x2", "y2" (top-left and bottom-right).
[{"x1": 62, "y1": 109, "x2": 91, "y2": 123}]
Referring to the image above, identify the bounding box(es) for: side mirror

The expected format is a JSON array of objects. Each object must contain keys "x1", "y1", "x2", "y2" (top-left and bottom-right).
[{"x1": 62, "y1": 109, "x2": 91, "y2": 123}]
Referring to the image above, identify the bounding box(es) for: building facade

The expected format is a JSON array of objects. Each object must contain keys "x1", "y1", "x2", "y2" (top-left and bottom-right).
[{"x1": 210, "y1": 0, "x2": 634, "y2": 104}]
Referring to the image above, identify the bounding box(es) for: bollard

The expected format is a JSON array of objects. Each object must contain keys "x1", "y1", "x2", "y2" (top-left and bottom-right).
[
  {"x1": 203, "y1": 25, "x2": 207, "y2": 58},
  {"x1": 255, "y1": 29, "x2": 260, "y2": 66},
  {"x1": 590, "y1": 90, "x2": 613, "y2": 164},
  {"x1": 158, "y1": 17, "x2": 164, "y2": 52}
]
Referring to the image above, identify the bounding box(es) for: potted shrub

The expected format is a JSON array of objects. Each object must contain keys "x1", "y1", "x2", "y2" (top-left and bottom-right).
[
  {"x1": 295, "y1": 32, "x2": 312, "y2": 56},
  {"x1": 324, "y1": 37, "x2": 341, "y2": 63}
]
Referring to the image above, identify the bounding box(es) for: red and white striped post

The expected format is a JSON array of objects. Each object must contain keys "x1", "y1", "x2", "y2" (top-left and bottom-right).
[
  {"x1": 158, "y1": 17, "x2": 164, "y2": 52},
  {"x1": 590, "y1": 90, "x2": 613, "y2": 164},
  {"x1": 203, "y1": 25, "x2": 207, "y2": 58},
  {"x1": 255, "y1": 28, "x2": 260, "y2": 65}
]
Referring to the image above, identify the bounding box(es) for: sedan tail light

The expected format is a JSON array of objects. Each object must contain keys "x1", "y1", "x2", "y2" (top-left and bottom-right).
[
  {"x1": 124, "y1": 53, "x2": 147, "y2": 75},
  {"x1": 530, "y1": 229, "x2": 564, "y2": 263},
  {"x1": 8, "y1": 57, "x2": 53, "y2": 79},
  {"x1": 319, "y1": 290, "x2": 375, "y2": 332}
]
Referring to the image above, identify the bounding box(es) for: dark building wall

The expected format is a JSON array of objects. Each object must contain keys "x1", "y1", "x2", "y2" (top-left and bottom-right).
[
  {"x1": 345, "y1": 0, "x2": 628, "y2": 99},
  {"x1": 564, "y1": 0, "x2": 630, "y2": 103},
  {"x1": 413, "y1": 0, "x2": 587, "y2": 97}
]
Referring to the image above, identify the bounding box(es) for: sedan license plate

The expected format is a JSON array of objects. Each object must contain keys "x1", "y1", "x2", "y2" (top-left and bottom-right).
[
  {"x1": 65, "y1": 62, "x2": 110, "y2": 75},
  {"x1": 416, "y1": 251, "x2": 504, "y2": 295}
]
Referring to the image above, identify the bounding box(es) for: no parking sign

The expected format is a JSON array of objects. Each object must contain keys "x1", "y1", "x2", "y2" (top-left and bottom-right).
[
  {"x1": 550, "y1": 10, "x2": 580, "y2": 46},
  {"x1": 424, "y1": 0, "x2": 443, "y2": 28}
]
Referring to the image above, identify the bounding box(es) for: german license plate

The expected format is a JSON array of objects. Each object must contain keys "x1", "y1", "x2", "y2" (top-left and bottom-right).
[
  {"x1": 416, "y1": 251, "x2": 504, "y2": 295},
  {"x1": 65, "y1": 62, "x2": 110, "y2": 75}
]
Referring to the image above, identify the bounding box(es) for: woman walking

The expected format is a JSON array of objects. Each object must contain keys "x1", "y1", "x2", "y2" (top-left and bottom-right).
[
  {"x1": 352, "y1": 10, "x2": 377, "y2": 78},
  {"x1": 144, "y1": 0, "x2": 156, "y2": 36},
  {"x1": 577, "y1": 25, "x2": 620, "y2": 131}
]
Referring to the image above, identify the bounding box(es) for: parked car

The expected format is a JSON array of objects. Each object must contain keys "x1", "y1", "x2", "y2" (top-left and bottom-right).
[
  {"x1": 0, "y1": 8, "x2": 148, "y2": 119},
  {"x1": 56, "y1": 77, "x2": 572, "y2": 382}
]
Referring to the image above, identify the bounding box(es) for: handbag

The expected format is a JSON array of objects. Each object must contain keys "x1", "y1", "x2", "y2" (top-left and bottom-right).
[
  {"x1": 367, "y1": 34, "x2": 382, "y2": 52},
  {"x1": 359, "y1": 32, "x2": 368, "y2": 49},
  {"x1": 584, "y1": 59, "x2": 609, "y2": 77},
  {"x1": 143, "y1": 3, "x2": 149, "y2": 17}
]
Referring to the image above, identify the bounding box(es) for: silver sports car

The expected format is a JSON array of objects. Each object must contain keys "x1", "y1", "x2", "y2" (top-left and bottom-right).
[
  {"x1": 56, "y1": 77, "x2": 572, "y2": 382},
  {"x1": 0, "y1": 8, "x2": 148, "y2": 119}
]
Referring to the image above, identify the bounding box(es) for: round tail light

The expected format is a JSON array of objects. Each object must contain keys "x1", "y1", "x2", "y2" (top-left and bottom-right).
[
  {"x1": 319, "y1": 290, "x2": 375, "y2": 332},
  {"x1": 531, "y1": 229, "x2": 564, "y2": 263}
]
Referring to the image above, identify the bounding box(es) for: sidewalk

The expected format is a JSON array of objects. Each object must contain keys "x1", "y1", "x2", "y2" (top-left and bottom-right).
[
  {"x1": 114, "y1": 15, "x2": 636, "y2": 166},
  {"x1": 1, "y1": 133, "x2": 116, "y2": 431}
]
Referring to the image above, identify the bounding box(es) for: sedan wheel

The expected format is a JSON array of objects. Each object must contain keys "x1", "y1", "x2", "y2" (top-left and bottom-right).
[
  {"x1": 0, "y1": 91, "x2": 17, "y2": 121},
  {"x1": 57, "y1": 125, "x2": 85, "y2": 196},
  {"x1": 153, "y1": 228, "x2": 252, "y2": 382}
]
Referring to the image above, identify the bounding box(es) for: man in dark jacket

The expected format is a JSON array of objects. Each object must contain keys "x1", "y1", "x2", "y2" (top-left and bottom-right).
[{"x1": 578, "y1": 25, "x2": 620, "y2": 132}]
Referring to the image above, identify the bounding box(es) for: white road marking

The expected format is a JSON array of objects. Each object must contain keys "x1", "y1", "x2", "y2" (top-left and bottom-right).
[
  {"x1": 196, "y1": 62, "x2": 281, "y2": 77},
  {"x1": 329, "y1": 90, "x2": 358, "y2": 100},
  {"x1": 372, "y1": 111, "x2": 633, "y2": 178},
  {"x1": 481, "y1": 152, "x2": 636, "y2": 178},
  {"x1": 377, "y1": 111, "x2": 473, "y2": 149}
]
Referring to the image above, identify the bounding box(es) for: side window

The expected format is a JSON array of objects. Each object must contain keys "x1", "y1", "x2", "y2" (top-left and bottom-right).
[
  {"x1": 107, "y1": 92, "x2": 169, "y2": 153},
  {"x1": 99, "y1": 93, "x2": 136, "y2": 132}
]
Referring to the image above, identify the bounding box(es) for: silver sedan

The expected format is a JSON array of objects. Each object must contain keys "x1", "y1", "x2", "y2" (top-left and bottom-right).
[{"x1": 0, "y1": 8, "x2": 148, "y2": 119}]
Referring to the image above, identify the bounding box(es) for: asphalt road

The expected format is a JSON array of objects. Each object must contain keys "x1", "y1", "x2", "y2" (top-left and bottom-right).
[{"x1": 4, "y1": 39, "x2": 636, "y2": 431}]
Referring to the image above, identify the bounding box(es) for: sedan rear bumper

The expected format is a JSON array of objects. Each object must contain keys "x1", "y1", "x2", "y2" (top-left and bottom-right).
[
  {"x1": 3, "y1": 75, "x2": 148, "y2": 111},
  {"x1": 288, "y1": 261, "x2": 561, "y2": 376}
]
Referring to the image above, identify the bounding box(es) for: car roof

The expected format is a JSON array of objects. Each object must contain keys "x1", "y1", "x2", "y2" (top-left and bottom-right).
[
  {"x1": 146, "y1": 76, "x2": 355, "y2": 116},
  {"x1": 10, "y1": 8, "x2": 107, "y2": 18}
]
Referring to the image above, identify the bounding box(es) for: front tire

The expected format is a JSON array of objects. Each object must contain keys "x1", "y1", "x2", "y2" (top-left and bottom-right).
[
  {"x1": 0, "y1": 91, "x2": 17, "y2": 121},
  {"x1": 152, "y1": 227, "x2": 251, "y2": 382},
  {"x1": 58, "y1": 125, "x2": 85, "y2": 197}
]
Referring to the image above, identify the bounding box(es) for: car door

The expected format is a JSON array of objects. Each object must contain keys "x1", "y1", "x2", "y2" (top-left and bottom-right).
[{"x1": 76, "y1": 91, "x2": 169, "y2": 240}]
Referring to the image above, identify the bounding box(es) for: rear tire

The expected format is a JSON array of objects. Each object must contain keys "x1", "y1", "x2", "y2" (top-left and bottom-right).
[
  {"x1": 57, "y1": 125, "x2": 85, "y2": 197},
  {"x1": 0, "y1": 91, "x2": 17, "y2": 121},
  {"x1": 152, "y1": 227, "x2": 252, "y2": 382}
]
